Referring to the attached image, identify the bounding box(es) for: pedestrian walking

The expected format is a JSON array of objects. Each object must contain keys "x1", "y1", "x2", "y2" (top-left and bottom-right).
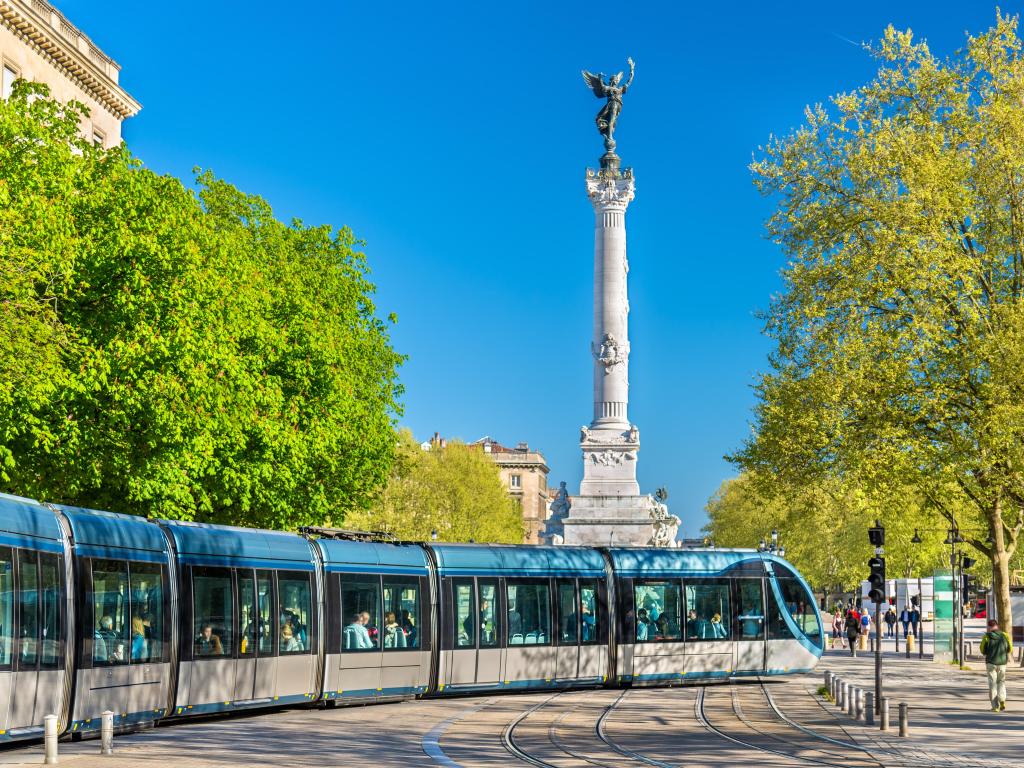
[
  {"x1": 899, "y1": 605, "x2": 911, "y2": 637},
  {"x1": 832, "y1": 609, "x2": 845, "y2": 649},
  {"x1": 909, "y1": 605, "x2": 920, "y2": 638},
  {"x1": 845, "y1": 610, "x2": 860, "y2": 657},
  {"x1": 980, "y1": 619, "x2": 1012, "y2": 712},
  {"x1": 860, "y1": 610, "x2": 871, "y2": 641},
  {"x1": 884, "y1": 606, "x2": 897, "y2": 638}
]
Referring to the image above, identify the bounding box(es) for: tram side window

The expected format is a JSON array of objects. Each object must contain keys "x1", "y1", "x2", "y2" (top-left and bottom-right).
[
  {"x1": 278, "y1": 572, "x2": 311, "y2": 654},
  {"x1": 579, "y1": 580, "x2": 600, "y2": 645},
  {"x1": 238, "y1": 571, "x2": 257, "y2": 657},
  {"x1": 736, "y1": 579, "x2": 765, "y2": 640},
  {"x1": 557, "y1": 580, "x2": 577, "y2": 644},
  {"x1": 39, "y1": 553, "x2": 62, "y2": 668},
  {"x1": 478, "y1": 579, "x2": 498, "y2": 648},
  {"x1": 769, "y1": 577, "x2": 822, "y2": 646},
  {"x1": 453, "y1": 578, "x2": 474, "y2": 648},
  {"x1": 684, "y1": 581, "x2": 732, "y2": 641},
  {"x1": 634, "y1": 580, "x2": 682, "y2": 642},
  {"x1": 0, "y1": 548, "x2": 11, "y2": 667},
  {"x1": 130, "y1": 562, "x2": 164, "y2": 662},
  {"x1": 17, "y1": 550, "x2": 39, "y2": 668},
  {"x1": 507, "y1": 580, "x2": 550, "y2": 645},
  {"x1": 256, "y1": 570, "x2": 275, "y2": 656},
  {"x1": 91, "y1": 559, "x2": 129, "y2": 664},
  {"x1": 193, "y1": 567, "x2": 233, "y2": 657},
  {"x1": 340, "y1": 575, "x2": 380, "y2": 651},
  {"x1": 383, "y1": 576, "x2": 420, "y2": 650}
]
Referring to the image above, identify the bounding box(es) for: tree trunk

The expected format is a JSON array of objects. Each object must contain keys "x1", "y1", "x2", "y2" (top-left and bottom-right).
[
  {"x1": 987, "y1": 497, "x2": 1013, "y2": 631},
  {"x1": 991, "y1": 546, "x2": 1012, "y2": 631}
]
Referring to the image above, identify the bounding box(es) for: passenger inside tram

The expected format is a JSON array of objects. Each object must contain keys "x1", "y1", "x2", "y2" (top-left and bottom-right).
[
  {"x1": 360, "y1": 611, "x2": 378, "y2": 645},
  {"x1": 131, "y1": 616, "x2": 148, "y2": 660},
  {"x1": 739, "y1": 602, "x2": 764, "y2": 639},
  {"x1": 382, "y1": 611, "x2": 406, "y2": 648},
  {"x1": 581, "y1": 601, "x2": 595, "y2": 641},
  {"x1": 195, "y1": 624, "x2": 224, "y2": 656},
  {"x1": 635, "y1": 608, "x2": 650, "y2": 641},
  {"x1": 280, "y1": 622, "x2": 302, "y2": 652},
  {"x1": 400, "y1": 610, "x2": 417, "y2": 646},
  {"x1": 343, "y1": 612, "x2": 374, "y2": 649},
  {"x1": 94, "y1": 615, "x2": 118, "y2": 662}
]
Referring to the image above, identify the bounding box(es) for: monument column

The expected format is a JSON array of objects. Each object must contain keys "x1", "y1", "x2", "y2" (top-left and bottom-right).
[
  {"x1": 578, "y1": 166, "x2": 640, "y2": 497},
  {"x1": 545, "y1": 57, "x2": 680, "y2": 548}
]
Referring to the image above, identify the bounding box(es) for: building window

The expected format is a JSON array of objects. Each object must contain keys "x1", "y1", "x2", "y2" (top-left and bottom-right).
[
  {"x1": 510, "y1": 474, "x2": 521, "y2": 489},
  {"x1": 92, "y1": 129, "x2": 105, "y2": 147},
  {"x1": 2, "y1": 64, "x2": 19, "y2": 100}
]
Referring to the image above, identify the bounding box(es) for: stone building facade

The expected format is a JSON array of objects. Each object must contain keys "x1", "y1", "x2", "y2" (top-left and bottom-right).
[
  {"x1": 1, "y1": 0, "x2": 139, "y2": 147},
  {"x1": 473, "y1": 437, "x2": 550, "y2": 545}
]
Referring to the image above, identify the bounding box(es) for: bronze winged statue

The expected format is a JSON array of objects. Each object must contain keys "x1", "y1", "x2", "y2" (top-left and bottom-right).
[{"x1": 582, "y1": 57, "x2": 635, "y2": 151}]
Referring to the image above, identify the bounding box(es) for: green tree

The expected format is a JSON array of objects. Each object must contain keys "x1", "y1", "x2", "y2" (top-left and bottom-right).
[
  {"x1": 0, "y1": 82, "x2": 403, "y2": 529},
  {"x1": 704, "y1": 473, "x2": 948, "y2": 605},
  {"x1": 346, "y1": 430, "x2": 525, "y2": 543},
  {"x1": 738, "y1": 15, "x2": 1024, "y2": 626}
]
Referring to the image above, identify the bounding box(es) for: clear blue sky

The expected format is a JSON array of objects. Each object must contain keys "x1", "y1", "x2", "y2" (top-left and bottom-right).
[{"x1": 61, "y1": 1, "x2": 1010, "y2": 537}]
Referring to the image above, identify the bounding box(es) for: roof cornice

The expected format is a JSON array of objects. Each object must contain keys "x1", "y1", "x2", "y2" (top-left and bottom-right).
[{"x1": 1, "y1": 0, "x2": 140, "y2": 120}]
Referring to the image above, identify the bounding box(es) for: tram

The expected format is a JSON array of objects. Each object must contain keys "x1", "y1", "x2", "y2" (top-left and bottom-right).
[{"x1": 0, "y1": 491, "x2": 823, "y2": 744}]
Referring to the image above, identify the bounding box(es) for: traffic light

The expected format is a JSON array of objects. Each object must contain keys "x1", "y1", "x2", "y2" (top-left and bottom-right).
[
  {"x1": 962, "y1": 556, "x2": 976, "y2": 569},
  {"x1": 962, "y1": 573, "x2": 978, "y2": 602},
  {"x1": 868, "y1": 520, "x2": 885, "y2": 547},
  {"x1": 867, "y1": 555, "x2": 886, "y2": 603}
]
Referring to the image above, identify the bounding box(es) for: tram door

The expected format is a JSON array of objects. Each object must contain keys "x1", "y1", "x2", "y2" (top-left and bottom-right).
[
  {"x1": 555, "y1": 580, "x2": 579, "y2": 679},
  {"x1": 447, "y1": 578, "x2": 501, "y2": 686},
  {"x1": 9, "y1": 550, "x2": 39, "y2": 730},
  {"x1": 475, "y1": 580, "x2": 501, "y2": 684},
  {"x1": 734, "y1": 578, "x2": 767, "y2": 673}
]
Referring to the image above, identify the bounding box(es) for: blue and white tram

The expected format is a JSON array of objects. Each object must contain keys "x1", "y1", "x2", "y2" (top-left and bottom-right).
[
  {"x1": 0, "y1": 493, "x2": 70, "y2": 743},
  {"x1": 0, "y1": 498, "x2": 823, "y2": 746},
  {"x1": 610, "y1": 548, "x2": 823, "y2": 686}
]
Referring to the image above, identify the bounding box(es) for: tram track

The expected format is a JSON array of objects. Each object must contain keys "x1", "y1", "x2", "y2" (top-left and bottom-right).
[
  {"x1": 694, "y1": 683, "x2": 885, "y2": 768},
  {"x1": 491, "y1": 677, "x2": 886, "y2": 768}
]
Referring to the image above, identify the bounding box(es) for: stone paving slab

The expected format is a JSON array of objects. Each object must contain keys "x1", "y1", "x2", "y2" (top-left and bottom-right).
[{"x1": 813, "y1": 648, "x2": 1024, "y2": 768}]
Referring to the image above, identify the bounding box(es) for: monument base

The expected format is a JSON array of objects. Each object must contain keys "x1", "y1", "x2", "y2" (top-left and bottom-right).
[{"x1": 555, "y1": 494, "x2": 680, "y2": 547}]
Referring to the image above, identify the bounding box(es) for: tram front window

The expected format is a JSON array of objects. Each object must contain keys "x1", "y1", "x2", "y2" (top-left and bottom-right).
[{"x1": 768, "y1": 569, "x2": 822, "y2": 648}]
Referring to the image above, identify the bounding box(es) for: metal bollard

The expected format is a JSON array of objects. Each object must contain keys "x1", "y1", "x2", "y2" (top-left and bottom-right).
[
  {"x1": 899, "y1": 703, "x2": 909, "y2": 737},
  {"x1": 847, "y1": 686, "x2": 856, "y2": 716},
  {"x1": 832, "y1": 675, "x2": 839, "y2": 703},
  {"x1": 840, "y1": 681, "x2": 848, "y2": 710},
  {"x1": 44, "y1": 714, "x2": 58, "y2": 765},
  {"x1": 864, "y1": 692, "x2": 875, "y2": 725},
  {"x1": 880, "y1": 697, "x2": 890, "y2": 731},
  {"x1": 854, "y1": 688, "x2": 864, "y2": 720},
  {"x1": 100, "y1": 710, "x2": 114, "y2": 756}
]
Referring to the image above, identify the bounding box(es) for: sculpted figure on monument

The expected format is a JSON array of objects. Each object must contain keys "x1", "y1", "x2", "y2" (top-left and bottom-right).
[
  {"x1": 549, "y1": 481, "x2": 571, "y2": 518},
  {"x1": 582, "y1": 58, "x2": 635, "y2": 150},
  {"x1": 595, "y1": 333, "x2": 624, "y2": 374}
]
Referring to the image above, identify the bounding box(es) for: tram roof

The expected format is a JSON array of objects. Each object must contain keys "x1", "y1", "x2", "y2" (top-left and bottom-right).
[
  {"x1": 608, "y1": 547, "x2": 769, "y2": 578},
  {"x1": 316, "y1": 539, "x2": 429, "y2": 574},
  {"x1": 430, "y1": 543, "x2": 606, "y2": 577},
  {"x1": 158, "y1": 519, "x2": 314, "y2": 570},
  {"x1": 0, "y1": 492, "x2": 63, "y2": 551},
  {"x1": 56, "y1": 505, "x2": 169, "y2": 562}
]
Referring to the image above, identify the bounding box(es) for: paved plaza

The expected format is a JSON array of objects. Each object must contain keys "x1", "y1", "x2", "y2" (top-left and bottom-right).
[{"x1": 2, "y1": 636, "x2": 1021, "y2": 768}]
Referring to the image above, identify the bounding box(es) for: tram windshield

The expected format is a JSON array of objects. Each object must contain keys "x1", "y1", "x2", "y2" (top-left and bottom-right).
[{"x1": 768, "y1": 563, "x2": 822, "y2": 648}]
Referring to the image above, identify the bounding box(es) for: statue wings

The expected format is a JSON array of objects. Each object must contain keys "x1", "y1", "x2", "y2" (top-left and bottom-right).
[{"x1": 582, "y1": 70, "x2": 607, "y2": 98}]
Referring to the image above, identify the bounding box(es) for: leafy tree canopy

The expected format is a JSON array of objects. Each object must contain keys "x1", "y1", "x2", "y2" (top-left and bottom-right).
[
  {"x1": 0, "y1": 82, "x2": 404, "y2": 529},
  {"x1": 704, "y1": 473, "x2": 965, "y2": 597},
  {"x1": 736, "y1": 14, "x2": 1024, "y2": 624},
  {"x1": 345, "y1": 430, "x2": 525, "y2": 543}
]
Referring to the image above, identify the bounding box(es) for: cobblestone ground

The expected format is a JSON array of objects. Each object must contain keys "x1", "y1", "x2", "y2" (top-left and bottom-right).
[{"x1": 1, "y1": 648, "x2": 1021, "y2": 767}]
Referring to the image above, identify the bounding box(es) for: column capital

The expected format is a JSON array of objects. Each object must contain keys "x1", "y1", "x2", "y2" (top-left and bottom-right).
[{"x1": 586, "y1": 167, "x2": 635, "y2": 210}]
